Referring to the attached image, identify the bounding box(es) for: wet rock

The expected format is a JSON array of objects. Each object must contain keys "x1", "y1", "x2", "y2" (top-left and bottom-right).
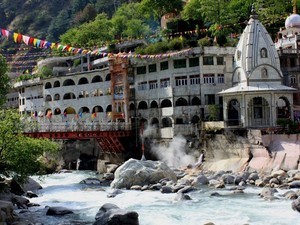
[
  {"x1": 221, "y1": 174, "x2": 235, "y2": 184},
  {"x1": 289, "y1": 181, "x2": 300, "y2": 189},
  {"x1": 149, "y1": 183, "x2": 162, "y2": 191},
  {"x1": 107, "y1": 189, "x2": 123, "y2": 198},
  {"x1": 161, "y1": 186, "x2": 173, "y2": 194},
  {"x1": 103, "y1": 173, "x2": 114, "y2": 181},
  {"x1": 282, "y1": 190, "x2": 298, "y2": 200},
  {"x1": 177, "y1": 185, "x2": 196, "y2": 194},
  {"x1": 292, "y1": 197, "x2": 300, "y2": 213},
  {"x1": 46, "y1": 206, "x2": 74, "y2": 216},
  {"x1": 174, "y1": 192, "x2": 192, "y2": 201},
  {"x1": 234, "y1": 175, "x2": 244, "y2": 185},
  {"x1": 269, "y1": 178, "x2": 280, "y2": 185},
  {"x1": 0, "y1": 200, "x2": 14, "y2": 223},
  {"x1": 10, "y1": 177, "x2": 42, "y2": 195},
  {"x1": 26, "y1": 191, "x2": 38, "y2": 198},
  {"x1": 194, "y1": 174, "x2": 209, "y2": 186},
  {"x1": 248, "y1": 172, "x2": 259, "y2": 181},
  {"x1": 80, "y1": 178, "x2": 102, "y2": 185},
  {"x1": 130, "y1": 185, "x2": 142, "y2": 191},
  {"x1": 111, "y1": 159, "x2": 177, "y2": 189},
  {"x1": 271, "y1": 170, "x2": 286, "y2": 178},
  {"x1": 93, "y1": 203, "x2": 139, "y2": 225},
  {"x1": 259, "y1": 187, "x2": 277, "y2": 198},
  {"x1": 12, "y1": 196, "x2": 30, "y2": 209}
]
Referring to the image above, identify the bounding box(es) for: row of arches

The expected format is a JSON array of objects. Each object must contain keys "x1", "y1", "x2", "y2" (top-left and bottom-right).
[
  {"x1": 227, "y1": 96, "x2": 291, "y2": 127},
  {"x1": 129, "y1": 97, "x2": 201, "y2": 110},
  {"x1": 139, "y1": 114, "x2": 200, "y2": 128},
  {"x1": 45, "y1": 89, "x2": 109, "y2": 101},
  {"x1": 44, "y1": 74, "x2": 111, "y2": 89},
  {"x1": 47, "y1": 105, "x2": 111, "y2": 116}
]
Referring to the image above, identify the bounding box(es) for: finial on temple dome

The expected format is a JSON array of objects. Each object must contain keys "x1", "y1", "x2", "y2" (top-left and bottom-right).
[
  {"x1": 250, "y1": 4, "x2": 258, "y2": 20},
  {"x1": 293, "y1": 0, "x2": 297, "y2": 14}
]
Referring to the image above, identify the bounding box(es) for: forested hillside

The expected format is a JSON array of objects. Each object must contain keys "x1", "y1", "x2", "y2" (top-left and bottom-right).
[
  {"x1": 0, "y1": 0, "x2": 135, "y2": 43},
  {"x1": 0, "y1": 0, "x2": 298, "y2": 74}
]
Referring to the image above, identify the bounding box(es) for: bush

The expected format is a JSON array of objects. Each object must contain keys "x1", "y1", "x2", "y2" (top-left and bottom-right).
[{"x1": 198, "y1": 36, "x2": 213, "y2": 47}]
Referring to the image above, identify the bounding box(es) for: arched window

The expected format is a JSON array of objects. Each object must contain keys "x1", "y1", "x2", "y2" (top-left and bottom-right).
[
  {"x1": 175, "y1": 97, "x2": 188, "y2": 106},
  {"x1": 106, "y1": 105, "x2": 112, "y2": 112},
  {"x1": 151, "y1": 118, "x2": 159, "y2": 127},
  {"x1": 63, "y1": 93, "x2": 76, "y2": 100},
  {"x1": 63, "y1": 79, "x2": 75, "y2": 86},
  {"x1": 64, "y1": 107, "x2": 76, "y2": 114},
  {"x1": 161, "y1": 99, "x2": 172, "y2": 108},
  {"x1": 191, "y1": 115, "x2": 200, "y2": 124},
  {"x1": 45, "y1": 82, "x2": 52, "y2": 89},
  {"x1": 138, "y1": 101, "x2": 148, "y2": 109},
  {"x1": 105, "y1": 73, "x2": 111, "y2": 81},
  {"x1": 79, "y1": 107, "x2": 90, "y2": 113},
  {"x1": 150, "y1": 101, "x2": 158, "y2": 108},
  {"x1": 92, "y1": 75, "x2": 103, "y2": 83},
  {"x1": 129, "y1": 103, "x2": 135, "y2": 110},
  {"x1": 45, "y1": 95, "x2": 52, "y2": 101},
  {"x1": 78, "y1": 77, "x2": 89, "y2": 85},
  {"x1": 261, "y1": 68, "x2": 268, "y2": 78},
  {"x1": 93, "y1": 106, "x2": 103, "y2": 113},
  {"x1": 53, "y1": 80, "x2": 60, "y2": 88},
  {"x1": 54, "y1": 94, "x2": 60, "y2": 101},
  {"x1": 261, "y1": 48, "x2": 268, "y2": 58},
  {"x1": 162, "y1": 117, "x2": 172, "y2": 127},
  {"x1": 191, "y1": 97, "x2": 201, "y2": 105},
  {"x1": 54, "y1": 108, "x2": 61, "y2": 115}
]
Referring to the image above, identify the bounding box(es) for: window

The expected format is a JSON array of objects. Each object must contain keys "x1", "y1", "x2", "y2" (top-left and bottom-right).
[
  {"x1": 261, "y1": 48, "x2": 268, "y2": 58},
  {"x1": 149, "y1": 80, "x2": 158, "y2": 90},
  {"x1": 160, "y1": 78, "x2": 170, "y2": 88},
  {"x1": 205, "y1": 94, "x2": 215, "y2": 105},
  {"x1": 190, "y1": 75, "x2": 200, "y2": 85},
  {"x1": 203, "y1": 56, "x2": 214, "y2": 65},
  {"x1": 261, "y1": 68, "x2": 268, "y2": 78},
  {"x1": 175, "y1": 76, "x2": 187, "y2": 86},
  {"x1": 138, "y1": 82, "x2": 147, "y2": 91},
  {"x1": 137, "y1": 66, "x2": 146, "y2": 75},
  {"x1": 173, "y1": 59, "x2": 186, "y2": 68},
  {"x1": 203, "y1": 74, "x2": 215, "y2": 83},
  {"x1": 217, "y1": 74, "x2": 224, "y2": 83},
  {"x1": 291, "y1": 76, "x2": 296, "y2": 84},
  {"x1": 160, "y1": 61, "x2": 168, "y2": 70},
  {"x1": 189, "y1": 57, "x2": 199, "y2": 67},
  {"x1": 217, "y1": 57, "x2": 224, "y2": 65},
  {"x1": 149, "y1": 64, "x2": 157, "y2": 73}
]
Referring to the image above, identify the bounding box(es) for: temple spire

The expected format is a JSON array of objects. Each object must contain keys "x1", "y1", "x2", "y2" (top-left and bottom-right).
[{"x1": 293, "y1": 0, "x2": 297, "y2": 14}]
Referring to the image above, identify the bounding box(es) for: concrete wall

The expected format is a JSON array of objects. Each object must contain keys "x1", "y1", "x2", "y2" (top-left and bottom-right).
[{"x1": 201, "y1": 131, "x2": 300, "y2": 173}]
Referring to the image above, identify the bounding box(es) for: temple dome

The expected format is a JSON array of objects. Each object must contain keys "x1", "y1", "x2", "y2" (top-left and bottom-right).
[{"x1": 285, "y1": 13, "x2": 300, "y2": 28}]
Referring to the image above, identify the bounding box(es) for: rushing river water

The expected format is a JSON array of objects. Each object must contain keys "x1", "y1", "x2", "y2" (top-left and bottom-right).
[{"x1": 17, "y1": 170, "x2": 299, "y2": 225}]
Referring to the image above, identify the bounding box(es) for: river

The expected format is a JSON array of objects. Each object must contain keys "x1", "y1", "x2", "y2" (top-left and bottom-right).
[{"x1": 16, "y1": 170, "x2": 299, "y2": 225}]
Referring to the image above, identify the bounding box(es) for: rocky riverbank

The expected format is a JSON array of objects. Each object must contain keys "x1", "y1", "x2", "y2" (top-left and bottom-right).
[{"x1": 1, "y1": 157, "x2": 300, "y2": 225}]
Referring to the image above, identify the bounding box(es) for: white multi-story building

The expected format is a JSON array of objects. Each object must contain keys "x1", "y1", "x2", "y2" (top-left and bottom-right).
[{"x1": 12, "y1": 45, "x2": 235, "y2": 140}]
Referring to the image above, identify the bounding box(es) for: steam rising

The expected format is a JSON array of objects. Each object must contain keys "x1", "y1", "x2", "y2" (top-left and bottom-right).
[{"x1": 141, "y1": 125, "x2": 196, "y2": 168}]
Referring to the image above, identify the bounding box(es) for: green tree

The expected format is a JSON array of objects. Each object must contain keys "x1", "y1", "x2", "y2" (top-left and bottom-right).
[
  {"x1": 0, "y1": 55, "x2": 10, "y2": 107},
  {"x1": 0, "y1": 110, "x2": 60, "y2": 180},
  {"x1": 111, "y1": 3, "x2": 151, "y2": 39},
  {"x1": 140, "y1": 0, "x2": 183, "y2": 19},
  {"x1": 182, "y1": 0, "x2": 202, "y2": 21},
  {"x1": 60, "y1": 13, "x2": 113, "y2": 48},
  {"x1": 73, "y1": 3, "x2": 97, "y2": 25}
]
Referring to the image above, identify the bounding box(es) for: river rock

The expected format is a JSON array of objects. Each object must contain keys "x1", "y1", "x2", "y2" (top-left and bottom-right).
[
  {"x1": 10, "y1": 177, "x2": 42, "y2": 195},
  {"x1": 107, "y1": 189, "x2": 123, "y2": 198},
  {"x1": 289, "y1": 181, "x2": 300, "y2": 188},
  {"x1": 80, "y1": 178, "x2": 102, "y2": 185},
  {"x1": 93, "y1": 203, "x2": 139, "y2": 225},
  {"x1": 110, "y1": 159, "x2": 177, "y2": 189},
  {"x1": 291, "y1": 197, "x2": 300, "y2": 213},
  {"x1": 0, "y1": 200, "x2": 14, "y2": 223},
  {"x1": 46, "y1": 206, "x2": 74, "y2": 215}
]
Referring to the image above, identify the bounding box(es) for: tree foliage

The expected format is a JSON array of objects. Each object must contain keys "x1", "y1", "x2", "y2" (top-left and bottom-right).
[
  {"x1": 0, "y1": 110, "x2": 60, "y2": 180},
  {"x1": 140, "y1": 0, "x2": 183, "y2": 19},
  {"x1": 0, "y1": 55, "x2": 10, "y2": 107},
  {"x1": 60, "y1": 13, "x2": 113, "y2": 48}
]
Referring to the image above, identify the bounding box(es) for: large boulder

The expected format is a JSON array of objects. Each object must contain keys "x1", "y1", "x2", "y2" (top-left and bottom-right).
[
  {"x1": 10, "y1": 177, "x2": 42, "y2": 195},
  {"x1": 110, "y1": 159, "x2": 177, "y2": 189},
  {"x1": 0, "y1": 200, "x2": 14, "y2": 223},
  {"x1": 292, "y1": 197, "x2": 300, "y2": 213},
  {"x1": 93, "y1": 203, "x2": 139, "y2": 225}
]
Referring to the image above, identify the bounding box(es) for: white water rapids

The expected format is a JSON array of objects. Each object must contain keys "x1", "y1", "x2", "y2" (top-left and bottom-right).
[{"x1": 17, "y1": 170, "x2": 299, "y2": 225}]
